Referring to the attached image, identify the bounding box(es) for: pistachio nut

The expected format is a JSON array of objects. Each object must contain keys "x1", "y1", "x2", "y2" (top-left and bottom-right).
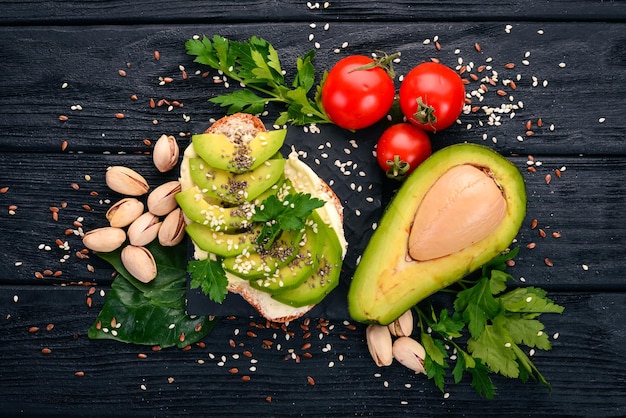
[
  {"x1": 127, "y1": 212, "x2": 161, "y2": 246},
  {"x1": 365, "y1": 324, "x2": 393, "y2": 367},
  {"x1": 121, "y1": 245, "x2": 157, "y2": 283},
  {"x1": 106, "y1": 197, "x2": 145, "y2": 228},
  {"x1": 388, "y1": 309, "x2": 414, "y2": 337},
  {"x1": 158, "y1": 208, "x2": 186, "y2": 246},
  {"x1": 147, "y1": 180, "x2": 181, "y2": 216},
  {"x1": 392, "y1": 336, "x2": 426, "y2": 374},
  {"x1": 105, "y1": 166, "x2": 150, "y2": 196},
  {"x1": 82, "y1": 226, "x2": 126, "y2": 252},
  {"x1": 153, "y1": 134, "x2": 179, "y2": 173}
]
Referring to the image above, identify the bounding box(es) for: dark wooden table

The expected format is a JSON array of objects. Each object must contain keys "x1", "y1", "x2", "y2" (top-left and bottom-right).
[{"x1": 2, "y1": 1, "x2": 626, "y2": 416}]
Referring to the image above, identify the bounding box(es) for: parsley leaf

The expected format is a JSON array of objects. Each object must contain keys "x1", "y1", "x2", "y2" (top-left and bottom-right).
[
  {"x1": 188, "y1": 257, "x2": 229, "y2": 304},
  {"x1": 186, "y1": 35, "x2": 331, "y2": 126},
  {"x1": 252, "y1": 192, "x2": 325, "y2": 249},
  {"x1": 415, "y1": 248, "x2": 564, "y2": 398}
]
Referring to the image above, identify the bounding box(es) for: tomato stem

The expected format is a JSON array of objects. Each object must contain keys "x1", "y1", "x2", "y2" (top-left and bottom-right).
[
  {"x1": 350, "y1": 51, "x2": 401, "y2": 79},
  {"x1": 385, "y1": 155, "x2": 411, "y2": 180},
  {"x1": 413, "y1": 96, "x2": 438, "y2": 130}
]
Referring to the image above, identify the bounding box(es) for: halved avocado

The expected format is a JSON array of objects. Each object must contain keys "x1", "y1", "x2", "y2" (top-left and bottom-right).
[
  {"x1": 192, "y1": 129, "x2": 286, "y2": 174},
  {"x1": 272, "y1": 216, "x2": 343, "y2": 307},
  {"x1": 188, "y1": 155, "x2": 285, "y2": 205},
  {"x1": 222, "y1": 227, "x2": 305, "y2": 279},
  {"x1": 185, "y1": 222, "x2": 260, "y2": 258},
  {"x1": 175, "y1": 186, "x2": 253, "y2": 232},
  {"x1": 348, "y1": 143, "x2": 526, "y2": 325}
]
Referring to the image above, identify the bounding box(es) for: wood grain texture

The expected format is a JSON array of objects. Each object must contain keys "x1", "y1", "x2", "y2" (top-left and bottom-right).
[
  {"x1": 1, "y1": 2, "x2": 626, "y2": 416},
  {"x1": 1, "y1": 287, "x2": 625, "y2": 416}
]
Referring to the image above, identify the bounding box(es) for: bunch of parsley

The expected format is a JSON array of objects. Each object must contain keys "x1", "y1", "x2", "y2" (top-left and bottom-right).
[
  {"x1": 185, "y1": 34, "x2": 331, "y2": 126},
  {"x1": 414, "y1": 248, "x2": 564, "y2": 398}
]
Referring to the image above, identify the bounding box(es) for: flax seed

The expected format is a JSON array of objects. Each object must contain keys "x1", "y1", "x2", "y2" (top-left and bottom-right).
[
  {"x1": 525, "y1": 130, "x2": 535, "y2": 137},
  {"x1": 469, "y1": 73, "x2": 479, "y2": 81},
  {"x1": 246, "y1": 331, "x2": 257, "y2": 338},
  {"x1": 118, "y1": 69, "x2": 127, "y2": 77},
  {"x1": 434, "y1": 41, "x2": 441, "y2": 51},
  {"x1": 241, "y1": 375, "x2": 251, "y2": 382},
  {"x1": 307, "y1": 376, "x2": 315, "y2": 386},
  {"x1": 544, "y1": 258, "x2": 554, "y2": 267},
  {"x1": 194, "y1": 323, "x2": 203, "y2": 332},
  {"x1": 53, "y1": 270, "x2": 62, "y2": 277},
  {"x1": 530, "y1": 219, "x2": 538, "y2": 229},
  {"x1": 86, "y1": 297, "x2": 92, "y2": 308},
  {"x1": 555, "y1": 169, "x2": 562, "y2": 178},
  {"x1": 301, "y1": 342, "x2": 312, "y2": 350},
  {"x1": 496, "y1": 89, "x2": 507, "y2": 96},
  {"x1": 302, "y1": 352, "x2": 313, "y2": 359},
  {"x1": 0, "y1": 187, "x2": 8, "y2": 194},
  {"x1": 552, "y1": 232, "x2": 562, "y2": 238},
  {"x1": 474, "y1": 42, "x2": 481, "y2": 52},
  {"x1": 229, "y1": 368, "x2": 239, "y2": 374},
  {"x1": 538, "y1": 229, "x2": 547, "y2": 238},
  {"x1": 46, "y1": 323, "x2": 54, "y2": 331},
  {"x1": 537, "y1": 118, "x2": 543, "y2": 127},
  {"x1": 545, "y1": 174, "x2": 552, "y2": 184},
  {"x1": 525, "y1": 120, "x2": 532, "y2": 130},
  {"x1": 154, "y1": 50, "x2": 160, "y2": 60},
  {"x1": 82, "y1": 204, "x2": 92, "y2": 211},
  {"x1": 71, "y1": 183, "x2": 80, "y2": 190},
  {"x1": 59, "y1": 115, "x2": 69, "y2": 121},
  {"x1": 61, "y1": 140, "x2": 68, "y2": 151},
  {"x1": 130, "y1": 94, "x2": 138, "y2": 101},
  {"x1": 29, "y1": 326, "x2": 39, "y2": 333},
  {"x1": 527, "y1": 166, "x2": 537, "y2": 173},
  {"x1": 509, "y1": 80, "x2": 517, "y2": 90},
  {"x1": 179, "y1": 332, "x2": 185, "y2": 342},
  {"x1": 504, "y1": 63, "x2": 515, "y2": 69},
  {"x1": 526, "y1": 242, "x2": 536, "y2": 249},
  {"x1": 41, "y1": 348, "x2": 52, "y2": 355},
  {"x1": 74, "y1": 371, "x2": 85, "y2": 377}
]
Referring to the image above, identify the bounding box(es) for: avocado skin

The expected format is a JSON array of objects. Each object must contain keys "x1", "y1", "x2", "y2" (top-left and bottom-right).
[{"x1": 348, "y1": 143, "x2": 526, "y2": 325}]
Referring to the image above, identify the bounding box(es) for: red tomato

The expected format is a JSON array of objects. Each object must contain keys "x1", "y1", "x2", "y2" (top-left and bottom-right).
[
  {"x1": 376, "y1": 123, "x2": 432, "y2": 180},
  {"x1": 321, "y1": 55, "x2": 395, "y2": 130},
  {"x1": 399, "y1": 62, "x2": 465, "y2": 132}
]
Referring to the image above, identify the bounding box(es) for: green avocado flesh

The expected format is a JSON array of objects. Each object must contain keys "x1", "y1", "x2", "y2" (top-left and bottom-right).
[
  {"x1": 348, "y1": 143, "x2": 526, "y2": 325},
  {"x1": 188, "y1": 154, "x2": 285, "y2": 205},
  {"x1": 176, "y1": 186, "x2": 253, "y2": 232},
  {"x1": 272, "y1": 217, "x2": 343, "y2": 307},
  {"x1": 185, "y1": 223, "x2": 261, "y2": 258},
  {"x1": 192, "y1": 130, "x2": 286, "y2": 174}
]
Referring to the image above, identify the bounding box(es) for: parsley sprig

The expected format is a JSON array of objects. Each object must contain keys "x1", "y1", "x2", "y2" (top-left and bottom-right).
[
  {"x1": 188, "y1": 258, "x2": 229, "y2": 304},
  {"x1": 415, "y1": 248, "x2": 565, "y2": 398},
  {"x1": 252, "y1": 192, "x2": 325, "y2": 250},
  {"x1": 185, "y1": 34, "x2": 331, "y2": 126}
]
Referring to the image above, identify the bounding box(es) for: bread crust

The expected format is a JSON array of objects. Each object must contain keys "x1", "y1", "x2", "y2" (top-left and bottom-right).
[{"x1": 197, "y1": 113, "x2": 344, "y2": 323}]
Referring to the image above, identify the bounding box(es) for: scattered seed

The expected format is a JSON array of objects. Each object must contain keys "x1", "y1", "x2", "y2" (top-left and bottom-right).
[
  {"x1": 530, "y1": 219, "x2": 538, "y2": 229},
  {"x1": 545, "y1": 174, "x2": 552, "y2": 184},
  {"x1": 307, "y1": 376, "x2": 316, "y2": 386},
  {"x1": 504, "y1": 63, "x2": 515, "y2": 69},
  {"x1": 0, "y1": 187, "x2": 8, "y2": 194},
  {"x1": 46, "y1": 323, "x2": 54, "y2": 331},
  {"x1": 115, "y1": 113, "x2": 125, "y2": 119},
  {"x1": 74, "y1": 371, "x2": 85, "y2": 377},
  {"x1": 474, "y1": 42, "x2": 481, "y2": 52},
  {"x1": 544, "y1": 258, "x2": 554, "y2": 267},
  {"x1": 241, "y1": 375, "x2": 251, "y2": 382},
  {"x1": 539, "y1": 229, "x2": 547, "y2": 238},
  {"x1": 29, "y1": 326, "x2": 39, "y2": 333},
  {"x1": 552, "y1": 232, "x2": 562, "y2": 238},
  {"x1": 118, "y1": 69, "x2": 127, "y2": 77},
  {"x1": 526, "y1": 242, "x2": 536, "y2": 249},
  {"x1": 61, "y1": 140, "x2": 68, "y2": 151},
  {"x1": 58, "y1": 115, "x2": 68, "y2": 122},
  {"x1": 41, "y1": 348, "x2": 52, "y2": 355},
  {"x1": 154, "y1": 50, "x2": 160, "y2": 60}
]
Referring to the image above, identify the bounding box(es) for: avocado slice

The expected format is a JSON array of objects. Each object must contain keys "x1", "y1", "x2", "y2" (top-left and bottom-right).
[
  {"x1": 175, "y1": 186, "x2": 254, "y2": 232},
  {"x1": 348, "y1": 143, "x2": 526, "y2": 325},
  {"x1": 222, "y1": 227, "x2": 305, "y2": 279},
  {"x1": 272, "y1": 217, "x2": 343, "y2": 307},
  {"x1": 192, "y1": 129, "x2": 286, "y2": 174},
  {"x1": 185, "y1": 222, "x2": 260, "y2": 258},
  {"x1": 249, "y1": 221, "x2": 322, "y2": 293},
  {"x1": 188, "y1": 155, "x2": 285, "y2": 205}
]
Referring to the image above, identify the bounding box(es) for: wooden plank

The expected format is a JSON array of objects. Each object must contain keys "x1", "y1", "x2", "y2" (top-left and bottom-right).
[
  {"x1": 0, "y1": 286, "x2": 623, "y2": 416},
  {"x1": 1, "y1": 22, "x2": 626, "y2": 156},
  {"x1": 1, "y1": 0, "x2": 626, "y2": 24},
  {"x1": 1, "y1": 151, "x2": 624, "y2": 290}
]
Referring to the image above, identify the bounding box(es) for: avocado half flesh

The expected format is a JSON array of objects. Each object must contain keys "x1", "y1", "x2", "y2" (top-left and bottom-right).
[{"x1": 348, "y1": 143, "x2": 526, "y2": 325}]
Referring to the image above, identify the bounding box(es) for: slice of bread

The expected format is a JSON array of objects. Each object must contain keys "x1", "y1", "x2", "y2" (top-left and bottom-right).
[{"x1": 186, "y1": 113, "x2": 345, "y2": 323}]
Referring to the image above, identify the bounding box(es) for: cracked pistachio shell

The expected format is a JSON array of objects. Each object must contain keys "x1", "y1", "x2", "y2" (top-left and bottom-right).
[
  {"x1": 392, "y1": 336, "x2": 426, "y2": 374},
  {"x1": 147, "y1": 180, "x2": 181, "y2": 217},
  {"x1": 121, "y1": 245, "x2": 157, "y2": 283},
  {"x1": 127, "y1": 212, "x2": 161, "y2": 247},
  {"x1": 82, "y1": 226, "x2": 126, "y2": 252},
  {"x1": 366, "y1": 324, "x2": 393, "y2": 367},
  {"x1": 158, "y1": 208, "x2": 186, "y2": 246},
  {"x1": 153, "y1": 134, "x2": 179, "y2": 173},
  {"x1": 105, "y1": 166, "x2": 150, "y2": 196},
  {"x1": 388, "y1": 309, "x2": 414, "y2": 337},
  {"x1": 106, "y1": 197, "x2": 145, "y2": 228}
]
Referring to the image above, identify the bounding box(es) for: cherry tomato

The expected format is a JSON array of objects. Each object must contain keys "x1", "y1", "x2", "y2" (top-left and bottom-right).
[
  {"x1": 399, "y1": 62, "x2": 465, "y2": 132},
  {"x1": 321, "y1": 55, "x2": 395, "y2": 130},
  {"x1": 376, "y1": 123, "x2": 432, "y2": 180}
]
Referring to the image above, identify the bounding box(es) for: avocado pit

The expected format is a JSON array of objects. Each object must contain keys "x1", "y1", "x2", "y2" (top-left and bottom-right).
[{"x1": 408, "y1": 164, "x2": 507, "y2": 261}]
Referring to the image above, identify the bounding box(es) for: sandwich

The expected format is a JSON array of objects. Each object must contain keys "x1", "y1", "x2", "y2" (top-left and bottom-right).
[{"x1": 177, "y1": 113, "x2": 347, "y2": 322}]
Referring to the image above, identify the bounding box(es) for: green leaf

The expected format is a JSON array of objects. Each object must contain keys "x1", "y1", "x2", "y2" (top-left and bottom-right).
[
  {"x1": 420, "y1": 331, "x2": 448, "y2": 366},
  {"x1": 252, "y1": 192, "x2": 325, "y2": 249},
  {"x1": 428, "y1": 308, "x2": 465, "y2": 339},
  {"x1": 489, "y1": 269, "x2": 511, "y2": 295},
  {"x1": 88, "y1": 275, "x2": 217, "y2": 348},
  {"x1": 494, "y1": 313, "x2": 552, "y2": 350},
  {"x1": 454, "y1": 277, "x2": 501, "y2": 339},
  {"x1": 210, "y1": 89, "x2": 268, "y2": 115},
  {"x1": 500, "y1": 287, "x2": 565, "y2": 314},
  {"x1": 90, "y1": 241, "x2": 217, "y2": 348},
  {"x1": 294, "y1": 50, "x2": 316, "y2": 91},
  {"x1": 452, "y1": 351, "x2": 466, "y2": 384},
  {"x1": 424, "y1": 355, "x2": 447, "y2": 393},
  {"x1": 469, "y1": 360, "x2": 496, "y2": 399},
  {"x1": 188, "y1": 257, "x2": 229, "y2": 304},
  {"x1": 468, "y1": 324, "x2": 520, "y2": 378}
]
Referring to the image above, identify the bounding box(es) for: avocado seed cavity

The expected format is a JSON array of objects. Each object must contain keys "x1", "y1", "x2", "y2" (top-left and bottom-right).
[{"x1": 408, "y1": 164, "x2": 507, "y2": 261}]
